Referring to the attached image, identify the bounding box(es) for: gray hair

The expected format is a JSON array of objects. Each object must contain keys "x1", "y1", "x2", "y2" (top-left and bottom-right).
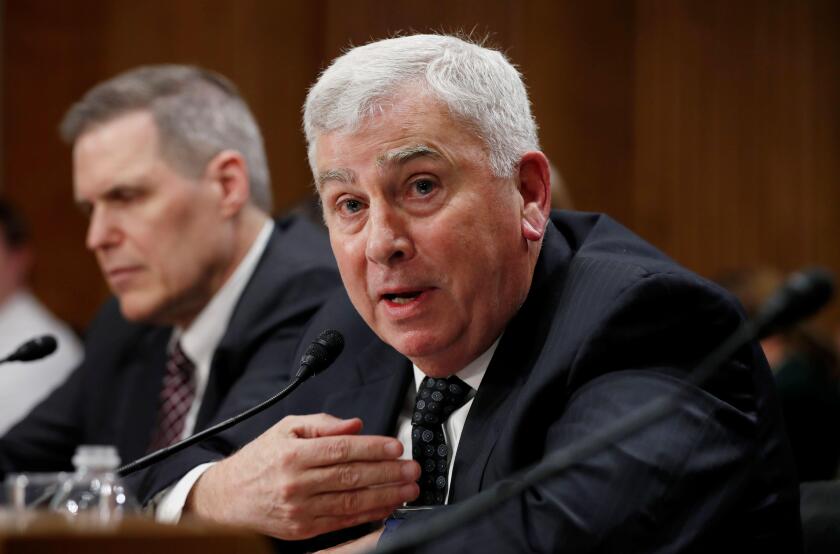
[
  {"x1": 60, "y1": 65, "x2": 273, "y2": 212},
  {"x1": 303, "y1": 34, "x2": 539, "y2": 179}
]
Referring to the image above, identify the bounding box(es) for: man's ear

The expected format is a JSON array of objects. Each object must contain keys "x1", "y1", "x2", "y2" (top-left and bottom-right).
[
  {"x1": 205, "y1": 150, "x2": 250, "y2": 218},
  {"x1": 518, "y1": 151, "x2": 551, "y2": 242}
]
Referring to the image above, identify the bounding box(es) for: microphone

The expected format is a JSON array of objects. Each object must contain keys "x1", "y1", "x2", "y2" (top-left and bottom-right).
[
  {"x1": 372, "y1": 268, "x2": 834, "y2": 554},
  {"x1": 297, "y1": 329, "x2": 345, "y2": 380},
  {"x1": 0, "y1": 335, "x2": 58, "y2": 364},
  {"x1": 754, "y1": 267, "x2": 834, "y2": 338},
  {"x1": 118, "y1": 329, "x2": 344, "y2": 476}
]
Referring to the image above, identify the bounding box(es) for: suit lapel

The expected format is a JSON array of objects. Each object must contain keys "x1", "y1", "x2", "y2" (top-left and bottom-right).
[
  {"x1": 448, "y1": 329, "x2": 526, "y2": 501},
  {"x1": 195, "y1": 218, "x2": 337, "y2": 429},
  {"x1": 194, "y1": 229, "x2": 283, "y2": 429},
  {"x1": 323, "y1": 341, "x2": 413, "y2": 437},
  {"x1": 449, "y1": 222, "x2": 572, "y2": 501},
  {"x1": 114, "y1": 327, "x2": 170, "y2": 461}
]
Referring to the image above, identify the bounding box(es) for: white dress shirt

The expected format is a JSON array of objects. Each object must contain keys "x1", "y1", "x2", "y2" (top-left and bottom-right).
[{"x1": 0, "y1": 291, "x2": 83, "y2": 434}]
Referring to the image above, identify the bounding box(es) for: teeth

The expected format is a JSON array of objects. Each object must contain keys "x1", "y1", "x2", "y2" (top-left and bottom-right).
[{"x1": 385, "y1": 291, "x2": 422, "y2": 304}]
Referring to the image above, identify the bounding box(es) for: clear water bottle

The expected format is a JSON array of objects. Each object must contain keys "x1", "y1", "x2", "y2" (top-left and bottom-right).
[{"x1": 50, "y1": 445, "x2": 137, "y2": 522}]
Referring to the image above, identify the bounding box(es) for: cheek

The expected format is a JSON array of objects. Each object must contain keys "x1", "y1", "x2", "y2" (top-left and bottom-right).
[
  {"x1": 139, "y1": 225, "x2": 198, "y2": 290},
  {"x1": 331, "y1": 236, "x2": 369, "y2": 296},
  {"x1": 443, "y1": 213, "x2": 521, "y2": 299}
]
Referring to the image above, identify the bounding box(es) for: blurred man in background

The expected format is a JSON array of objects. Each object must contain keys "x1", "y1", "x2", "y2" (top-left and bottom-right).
[
  {"x1": 0, "y1": 66, "x2": 341, "y2": 483},
  {"x1": 0, "y1": 199, "x2": 82, "y2": 434}
]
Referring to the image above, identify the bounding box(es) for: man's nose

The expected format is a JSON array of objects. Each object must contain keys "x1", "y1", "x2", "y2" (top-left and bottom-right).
[
  {"x1": 365, "y1": 205, "x2": 415, "y2": 266},
  {"x1": 85, "y1": 206, "x2": 121, "y2": 251}
]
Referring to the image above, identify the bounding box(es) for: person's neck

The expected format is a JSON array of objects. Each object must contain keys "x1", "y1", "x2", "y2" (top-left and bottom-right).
[
  {"x1": 412, "y1": 334, "x2": 502, "y2": 379},
  {"x1": 172, "y1": 208, "x2": 269, "y2": 329},
  {"x1": 226, "y1": 208, "x2": 269, "y2": 278}
]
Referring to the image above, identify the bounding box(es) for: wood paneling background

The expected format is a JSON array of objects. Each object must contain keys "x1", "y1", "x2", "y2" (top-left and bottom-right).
[{"x1": 2, "y1": 0, "x2": 838, "y2": 332}]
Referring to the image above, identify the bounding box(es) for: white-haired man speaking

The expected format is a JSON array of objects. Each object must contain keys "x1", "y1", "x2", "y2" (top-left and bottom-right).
[{"x1": 142, "y1": 36, "x2": 801, "y2": 553}]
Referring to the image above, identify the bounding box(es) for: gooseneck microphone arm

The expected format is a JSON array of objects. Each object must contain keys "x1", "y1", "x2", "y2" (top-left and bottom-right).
[
  {"x1": 118, "y1": 329, "x2": 344, "y2": 477},
  {"x1": 372, "y1": 268, "x2": 834, "y2": 554},
  {"x1": 0, "y1": 335, "x2": 58, "y2": 364}
]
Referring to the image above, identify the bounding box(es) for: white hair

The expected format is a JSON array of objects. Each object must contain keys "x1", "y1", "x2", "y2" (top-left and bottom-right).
[{"x1": 303, "y1": 34, "x2": 539, "y2": 179}]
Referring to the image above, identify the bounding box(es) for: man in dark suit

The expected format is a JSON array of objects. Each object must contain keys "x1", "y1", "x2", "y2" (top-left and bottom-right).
[
  {"x1": 132, "y1": 37, "x2": 801, "y2": 551},
  {"x1": 0, "y1": 66, "x2": 413, "y2": 523}
]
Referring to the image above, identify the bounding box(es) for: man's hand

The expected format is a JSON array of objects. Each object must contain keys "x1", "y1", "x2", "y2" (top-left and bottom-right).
[{"x1": 186, "y1": 413, "x2": 419, "y2": 540}]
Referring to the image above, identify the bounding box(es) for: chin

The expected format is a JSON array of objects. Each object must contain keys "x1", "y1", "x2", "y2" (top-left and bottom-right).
[
  {"x1": 386, "y1": 329, "x2": 453, "y2": 367},
  {"x1": 116, "y1": 294, "x2": 162, "y2": 323}
]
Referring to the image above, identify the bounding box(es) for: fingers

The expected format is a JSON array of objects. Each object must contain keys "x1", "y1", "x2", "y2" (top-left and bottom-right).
[
  {"x1": 284, "y1": 433, "x2": 405, "y2": 469},
  {"x1": 306, "y1": 482, "x2": 419, "y2": 518},
  {"x1": 213, "y1": 413, "x2": 416, "y2": 542},
  {"x1": 301, "y1": 459, "x2": 420, "y2": 494},
  {"x1": 280, "y1": 413, "x2": 364, "y2": 439}
]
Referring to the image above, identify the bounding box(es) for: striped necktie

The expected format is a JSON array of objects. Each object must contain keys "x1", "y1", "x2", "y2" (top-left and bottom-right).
[{"x1": 147, "y1": 342, "x2": 196, "y2": 451}]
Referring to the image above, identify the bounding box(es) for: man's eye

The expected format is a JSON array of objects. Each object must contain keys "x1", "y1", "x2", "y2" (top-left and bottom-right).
[
  {"x1": 412, "y1": 179, "x2": 436, "y2": 196},
  {"x1": 106, "y1": 188, "x2": 145, "y2": 205},
  {"x1": 339, "y1": 198, "x2": 363, "y2": 214}
]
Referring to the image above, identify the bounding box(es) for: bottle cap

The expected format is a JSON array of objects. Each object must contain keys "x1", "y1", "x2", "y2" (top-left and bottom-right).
[{"x1": 72, "y1": 445, "x2": 121, "y2": 470}]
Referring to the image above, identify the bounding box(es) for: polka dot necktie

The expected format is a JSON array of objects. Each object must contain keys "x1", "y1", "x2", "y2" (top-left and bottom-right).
[{"x1": 409, "y1": 375, "x2": 472, "y2": 505}]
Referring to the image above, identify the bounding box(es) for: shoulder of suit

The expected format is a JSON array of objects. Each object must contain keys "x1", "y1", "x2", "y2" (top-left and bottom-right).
[{"x1": 266, "y1": 214, "x2": 336, "y2": 271}]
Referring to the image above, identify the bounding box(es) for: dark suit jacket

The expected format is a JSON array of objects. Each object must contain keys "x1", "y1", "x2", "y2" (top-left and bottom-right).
[
  {"x1": 0, "y1": 215, "x2": 340, "y2": 480},
  {"x1": 134, "y1": 211, "x2": 802, "y2": 552}
]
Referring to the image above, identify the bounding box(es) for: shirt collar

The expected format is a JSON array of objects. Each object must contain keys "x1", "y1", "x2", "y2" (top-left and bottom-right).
[
  {"x1": 173, "y1": 220, "x2": 274, "y2": 368},
  {"x1": 412, "y1": 336, "x2": 501, "y2": 394}
]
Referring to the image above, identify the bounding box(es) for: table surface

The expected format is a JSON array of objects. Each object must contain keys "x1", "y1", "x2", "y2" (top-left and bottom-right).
[{"x1": 0, "y1": 510, "x2": 273, "y2": 553}]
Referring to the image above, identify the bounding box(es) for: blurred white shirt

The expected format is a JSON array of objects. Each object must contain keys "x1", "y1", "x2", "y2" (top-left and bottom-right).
[{"x1": 0, "y1": 290, "x2": 83, "y2": 434}]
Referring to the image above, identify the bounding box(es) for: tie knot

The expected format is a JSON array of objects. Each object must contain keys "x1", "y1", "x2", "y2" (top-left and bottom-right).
[
  {"x1": 169, "y1": 342, "x2": 195, "y2": 375},
  {"x1": 413, "y1": 376, "x2": 472, "y2": 426}
]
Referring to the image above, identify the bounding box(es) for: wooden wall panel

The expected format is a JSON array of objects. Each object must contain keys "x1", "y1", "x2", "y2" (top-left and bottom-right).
[
  {"x1": 634, "y1": 0, "x2": 840, "y2": 324},
  {"x1": 2, "y1": 0, "x2": 111, "y2": 331},
  {"x1": 2, "y1": 1, "x2": 839, "y2": 332},
  {"x1": 516, "y1": 0, "x2": 636, "y2": 222},
  {"x1": 321, "y1": 0, "x2": 516, "y2": 60}
]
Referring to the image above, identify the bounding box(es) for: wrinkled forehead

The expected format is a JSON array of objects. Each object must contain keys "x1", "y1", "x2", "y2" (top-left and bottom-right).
[
  {"x1": 311, "y1": 97, "x2": 491, "y2": 188},
  {"x1": 316, "y1": 143, "x2": 446, "y2": 190}
]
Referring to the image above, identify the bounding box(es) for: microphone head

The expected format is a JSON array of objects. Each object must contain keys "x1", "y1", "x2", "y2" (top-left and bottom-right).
[
  {"x1": 755, "y1": 268, "x2": 835, "y2": 338},
  {"x1": 298, "y1": 329, "x2": 345, "y2": 379},
  {"x1": 4, "y1": 335, "x2": 58, "y2": 363}
]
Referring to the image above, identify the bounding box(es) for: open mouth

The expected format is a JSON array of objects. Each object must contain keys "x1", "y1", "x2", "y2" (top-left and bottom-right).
[
  {"x1": 383, "y1": 291, "x2": 423, "y2": 305},
  {"x1": 106, "y1": 266, "x2": 140, "y2": 281}
]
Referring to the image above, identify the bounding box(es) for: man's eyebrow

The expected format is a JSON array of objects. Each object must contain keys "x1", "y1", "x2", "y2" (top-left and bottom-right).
[
  {"x1": 317, "y1": 168, "x2": 356, "y2": 188},
  {"x1": 74, "y1": 182, "x2": 146, "y2": 212},
  {"x1": 316, "y1": 145, "x2": 442, "y2": 188},
  {"x1": 377, "y1": 144, "x2": 443, "y2": 167}
]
